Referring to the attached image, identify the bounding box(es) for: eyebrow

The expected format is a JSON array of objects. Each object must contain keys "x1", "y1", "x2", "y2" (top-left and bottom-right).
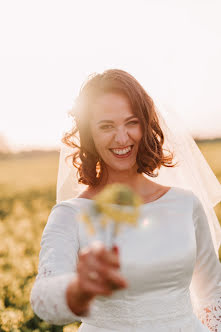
[{"x1": 97, "y1": 115, "x2": 138, "y2": 124}]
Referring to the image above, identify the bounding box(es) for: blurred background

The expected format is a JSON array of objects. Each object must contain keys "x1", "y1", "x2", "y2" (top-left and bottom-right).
[{"x1": 0, "y1": 0, "x2": 221, "y2": 331}]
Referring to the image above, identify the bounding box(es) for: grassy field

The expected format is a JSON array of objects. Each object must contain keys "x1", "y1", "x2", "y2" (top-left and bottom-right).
[{"x1": 0, "y1": 141, "x2": 220, "y2": 331}]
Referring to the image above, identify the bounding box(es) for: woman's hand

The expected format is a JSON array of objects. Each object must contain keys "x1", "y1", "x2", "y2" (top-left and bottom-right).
[{"x1": 66, "y1": 241, "x2": 128, "y2": 315}]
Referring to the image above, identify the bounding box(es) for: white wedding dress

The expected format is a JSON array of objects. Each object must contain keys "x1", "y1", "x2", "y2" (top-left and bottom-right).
[{"x1": 30, "y1": 186, "x2": 221, "y2": 332}]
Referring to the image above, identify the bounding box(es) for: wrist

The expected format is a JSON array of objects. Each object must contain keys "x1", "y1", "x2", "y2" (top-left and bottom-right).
[{"x1": 66, "y1": 277, "x2": 93, "y2": 316}]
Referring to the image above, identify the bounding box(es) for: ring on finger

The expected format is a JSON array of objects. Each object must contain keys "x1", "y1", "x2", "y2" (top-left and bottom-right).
[{"x1": 88, "y1": 271, "x2": 99, "y2": 281}]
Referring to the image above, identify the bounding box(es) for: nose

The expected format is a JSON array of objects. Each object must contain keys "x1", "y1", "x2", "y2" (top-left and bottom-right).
[{"x1": 114, "y1": 127, "x2": 129, "y2": 146}]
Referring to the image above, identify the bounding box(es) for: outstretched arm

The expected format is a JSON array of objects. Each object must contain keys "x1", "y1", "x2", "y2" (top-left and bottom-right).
[{"x1": 30, "y1": 202, "x2": 87, "y2": 325}]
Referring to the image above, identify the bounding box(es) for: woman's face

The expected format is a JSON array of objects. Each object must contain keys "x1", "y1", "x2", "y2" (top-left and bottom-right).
[{"x1": 89, "y1": 92, "x2": 143, "y2": 172}]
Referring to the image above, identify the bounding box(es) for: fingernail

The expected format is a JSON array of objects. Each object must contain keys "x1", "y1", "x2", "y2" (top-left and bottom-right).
[{"x1": 112, "y1": 245, "x2": 119, "y2": 254}]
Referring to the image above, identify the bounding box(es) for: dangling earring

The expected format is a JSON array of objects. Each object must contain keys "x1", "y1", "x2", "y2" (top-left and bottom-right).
[{"x1": 96, "y1": 157, "x2": 101, "y2": 178}]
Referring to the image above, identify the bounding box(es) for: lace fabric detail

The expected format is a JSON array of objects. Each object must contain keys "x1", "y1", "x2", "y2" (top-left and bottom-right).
[
  {"x1": 82, "y1": 292, "x2": 195, "y2": 330},
  {"x1": 30, "y1": 273, "x2": 82, "y2": 325},
  {"x1": 194, "y1": 296, "x2": 221, "y2": 332},
  {"x1": 37, "y1": 266, "x2": 53, "y2": 279}
]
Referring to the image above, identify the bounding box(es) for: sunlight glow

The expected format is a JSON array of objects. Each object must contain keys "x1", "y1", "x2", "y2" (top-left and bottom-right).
[{"x1": 1, "y1": 0, "x2": 221, "y2": 151}]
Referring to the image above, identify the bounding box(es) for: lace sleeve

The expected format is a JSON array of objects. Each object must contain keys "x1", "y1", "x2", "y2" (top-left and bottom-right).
[
  {"x1": 190, "y1": 194, "x2": 221, "y2": 332},
  {"x1": 30, "y1": 202, "x2": 87, "y2": 325}
]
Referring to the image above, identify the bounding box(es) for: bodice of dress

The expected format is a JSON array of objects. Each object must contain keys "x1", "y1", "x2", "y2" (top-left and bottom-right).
[{"x1": 30, "y1": 186, "x2": 221, "y2": 332}]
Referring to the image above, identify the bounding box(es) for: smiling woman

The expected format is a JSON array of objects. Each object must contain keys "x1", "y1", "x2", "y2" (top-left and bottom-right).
[
  {"x1": 30, "y1": 68, "x2": 221, "y2": 332},
  {"x1": 62, "y1": 69, "x2": 177, "y2": 188}
]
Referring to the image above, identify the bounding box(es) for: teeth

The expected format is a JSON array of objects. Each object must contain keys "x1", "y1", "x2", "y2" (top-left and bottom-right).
[{"x1": 111, "y1": 146, "x2": 132, "y2": 155}]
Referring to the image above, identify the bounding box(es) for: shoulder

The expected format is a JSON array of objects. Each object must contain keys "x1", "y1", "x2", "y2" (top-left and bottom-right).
[
  {"x1": 44, "y1": 199, "x2": 85, "y2": 235},
  {"x1": 76, "y1": 186, "x2": 101, "y2": 199},
  {"x1": 190, "y1": 192, "x2": 207, "y2": 220},
  {"x1": 165, "y1": 185, "x2": 195, "y2": 199},
  {"x1": 171, "y1": 187, "x2": 206, "y2": 218},
  {"x1": 52, "y1": 197, "x2": 87, "y2": 213},
  {"x1": 169, "y1": 186, "x2": 201, "y2": 207}
]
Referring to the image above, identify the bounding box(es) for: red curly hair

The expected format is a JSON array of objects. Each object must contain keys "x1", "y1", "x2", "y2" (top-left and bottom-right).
[{"x1": 62, "y1": 69, "x2": 177, "y2": 187}]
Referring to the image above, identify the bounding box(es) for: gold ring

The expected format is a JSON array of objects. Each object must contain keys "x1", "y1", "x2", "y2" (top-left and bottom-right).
[{"x1": 88, "y1": 271, "x2": 99, "y2": 281}]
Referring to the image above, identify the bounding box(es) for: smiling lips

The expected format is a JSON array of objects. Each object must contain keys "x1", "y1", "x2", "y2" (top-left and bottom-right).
[{"x1": 110, "y1": 145, "x2": 133, "y2": 156}]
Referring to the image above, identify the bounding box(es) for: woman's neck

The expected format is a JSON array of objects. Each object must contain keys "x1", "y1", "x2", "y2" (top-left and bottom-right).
[
  {"x1": 100, "y1": 164, "x2": 140, "y2": 186},
  {"x1": 97, "y1": 167, "x2": 155, "y2": 195},
  {"x1": 83, "y1": 172, "x2": 159, "y2": 200}
]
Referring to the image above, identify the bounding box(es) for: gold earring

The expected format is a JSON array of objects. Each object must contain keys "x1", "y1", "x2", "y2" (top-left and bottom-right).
[{"x1": 96, "y1": 159, "x2": 101, "y2": 177}]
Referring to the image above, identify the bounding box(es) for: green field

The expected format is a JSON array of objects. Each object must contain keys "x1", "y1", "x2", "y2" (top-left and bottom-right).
[{"x1": 0, "y1": 141, "x2": 220, "y2": 331}]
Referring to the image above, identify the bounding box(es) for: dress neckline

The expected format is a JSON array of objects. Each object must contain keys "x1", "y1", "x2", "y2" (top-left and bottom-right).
[{"x1": 74, "y1": 186, "x2": 175, "y2": 208}]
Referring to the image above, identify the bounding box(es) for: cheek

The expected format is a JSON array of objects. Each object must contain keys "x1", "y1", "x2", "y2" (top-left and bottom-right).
[
  {"x1": 131, "y1": 127, "x2": 143, "y2": 142},
  {"x1": 91, "y1": 130, "x2": 110, "y2": 151}
]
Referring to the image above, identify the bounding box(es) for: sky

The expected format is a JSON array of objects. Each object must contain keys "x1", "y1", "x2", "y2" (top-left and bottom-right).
[{"x1": 0, "y1": 0, "x2": 221, "y2": 152}]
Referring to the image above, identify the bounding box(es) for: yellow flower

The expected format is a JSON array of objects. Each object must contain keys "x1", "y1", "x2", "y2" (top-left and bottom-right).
[
  {"x1": 94, "y1": 184, "x2": 142, "y2": 225},
  {"x1": 94, "y1": 183, "x2": 142, "y2": 208},
  {"x1": 80, "y1": 184, "x2": 143, "y2": 236}
]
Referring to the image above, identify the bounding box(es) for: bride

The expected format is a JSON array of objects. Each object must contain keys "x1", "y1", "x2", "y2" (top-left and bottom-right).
[{"x1": 30, "y1": 69, "x2": 221, "y2": 331}]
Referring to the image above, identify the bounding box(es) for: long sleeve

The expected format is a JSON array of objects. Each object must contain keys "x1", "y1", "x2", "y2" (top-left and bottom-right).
[
  {"x1": 190, "y1": 194, "x2": 221, "y2": 332},
  {"x1": 30, "y1": 202, "x2": 85, "y2": 325}
]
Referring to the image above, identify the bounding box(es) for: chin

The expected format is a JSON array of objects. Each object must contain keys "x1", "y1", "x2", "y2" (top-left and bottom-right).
[
  {"x1": 111, "y1": 161, "x2": 137, "y2": 172},
  {"x1": 101, "y1": 153, "x2": 138, "y2": 172}
]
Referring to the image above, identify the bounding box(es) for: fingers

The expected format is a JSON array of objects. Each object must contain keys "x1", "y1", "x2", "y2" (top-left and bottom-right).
[
  {"x1": 76, "y1": 261, "x2": 116, "y2": 297},
  {"x1": 91, "y1": 241, "x2": 120, "y2": 268},
  {"x1": 79, "y1": 241, "x2": 120, "y2": 268},
  {"x1": 102, "y1": 267, "x2": 128, "y2": 288},
  {"x1": 79, "y1": 251, "x2": 127, "y2": 288},
  {"x1": 80, "y1": 279, "x2": 114, "y2": 296},
  {"x1": 87, "y1": 258, "x2": 127, "y2": 288},
  {"x1": 77, "y1": 242, "x2": 128, "y2": 296}
]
